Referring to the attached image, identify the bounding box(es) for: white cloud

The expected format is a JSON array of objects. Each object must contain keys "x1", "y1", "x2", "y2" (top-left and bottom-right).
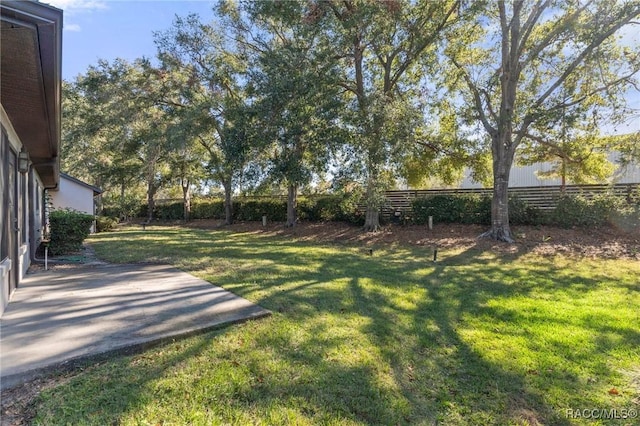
[
  {"x1": 44, "y1": 0, "x2": 108, "y2": 13},
  {"x1": 64, "y1": 23, "x2": 82, "y2": 32}
]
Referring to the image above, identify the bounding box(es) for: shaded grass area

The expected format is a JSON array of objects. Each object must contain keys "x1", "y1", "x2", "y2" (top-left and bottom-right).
[{"x1": 33, "y1": 226, "x2": 640, "y2": 425}]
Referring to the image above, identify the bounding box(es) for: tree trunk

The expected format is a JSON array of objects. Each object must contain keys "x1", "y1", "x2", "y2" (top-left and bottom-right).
[
  {"x1": 485, "y1": 175, "x2": 514, "y2": 242},
  {"x1": 286, "y1": 183, "x2": 297, "y2": 228},
  {"x1": 482, "y1": 8, "x2": 520, "y2": 244},
  {"x1": 119, "y1": 182, "x2": 127, "y2": 221},
  {"x1": 363, "y1": 206, "x2": 380, "y2": 232},
  {"x1": 223, "y1": 178, "x2": 233, "y2": 225},
  {"x1": 181, "y1": 179, "x2": 191, "y2": 222},
  {"x1": 147, "y1": 184, "x2": 157, "y2": 222},
  {"x1": 481, "y1": 135, "x2": 516, "y2": 243},
  {"x1": 362, "y1": 176, "x2": 381, "y2": 232}
]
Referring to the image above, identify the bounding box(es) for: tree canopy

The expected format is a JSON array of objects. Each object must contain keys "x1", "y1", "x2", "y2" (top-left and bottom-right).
[{"x1": 61, "y1": 0, "x2": 640, "y2": 239}]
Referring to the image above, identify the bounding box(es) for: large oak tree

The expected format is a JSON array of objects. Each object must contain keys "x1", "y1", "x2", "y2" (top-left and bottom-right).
[
  {"x1": 310, "y1": 0, "x2": 466, "y2": 231},
  {"x1": 447, "y1": 0, "x2": 640, "y2": 242},
  {"x1": 155, "y1": 12, "x2": 253, "y2": 225}
]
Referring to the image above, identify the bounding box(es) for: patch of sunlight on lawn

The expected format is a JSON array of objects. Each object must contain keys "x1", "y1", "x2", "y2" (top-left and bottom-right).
[{"x1": 39, "y1": 226, "x2": 638, "y2": 426}]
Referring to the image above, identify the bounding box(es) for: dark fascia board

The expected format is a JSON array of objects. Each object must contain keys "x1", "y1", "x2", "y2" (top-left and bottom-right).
[
  {"x1": 1, "y1": 1, "x2": 63, "y2": 25},
  {"x1": 1, "y1": 0, "x2": 62, "y2": 189},
  {"x1": 59, "y1": 172, "x2": 104, "y2": 196}
]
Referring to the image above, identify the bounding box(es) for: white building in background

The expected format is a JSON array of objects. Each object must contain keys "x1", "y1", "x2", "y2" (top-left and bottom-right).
[
  {"x1": 49, "y1": 173, "x2": 102, "y2": 233},
  {"x1": 460, "y1": 155, "x2": 640, "y2": 188}
]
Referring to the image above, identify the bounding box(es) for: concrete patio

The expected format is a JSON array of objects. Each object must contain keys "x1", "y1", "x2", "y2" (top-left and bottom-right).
[{"x1": 0, "y1": 263, "x2": 270, "y2": 390}]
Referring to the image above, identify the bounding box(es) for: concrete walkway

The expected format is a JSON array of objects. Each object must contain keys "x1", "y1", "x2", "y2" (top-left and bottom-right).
[{"x1": 0, "y1": 263, "x2": 270, "y2": 389}]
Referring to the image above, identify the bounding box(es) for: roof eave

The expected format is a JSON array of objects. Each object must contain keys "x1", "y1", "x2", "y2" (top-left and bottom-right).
[{"x1": 1, "y1": 1, "x2": 63, "y2": 189}]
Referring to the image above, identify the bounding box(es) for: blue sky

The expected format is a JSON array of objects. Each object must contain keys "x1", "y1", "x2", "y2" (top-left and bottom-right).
[{"x1": 46, "y1": 0, "x2": 217, "y2": 80}]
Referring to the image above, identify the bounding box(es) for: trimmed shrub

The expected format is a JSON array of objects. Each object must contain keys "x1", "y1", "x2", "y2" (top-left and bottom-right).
[
  {"x1": 102, "y1": 194, "x2": 144, "y2": 220},
  {"x1": 137, "y1": 204, "x2": 149, "y2": 220},
  {"x1": 191, "y1": 200, "x2": 225, "y2": 220},
  {"x1": 336, "y1": 194, "x2": 365, "y2": 225},
  {"x1": 155, "y1": 202, "x2": 184, "y2": 221},
  {"x1": 96, "y1": 216, "x2": 118, "y2": 233},
  {"x1": 551, "y1": 193, "x2": 633, "y2": 228},
  {"x1": 235, "y1": 199, "x2": 287, "y2": 222},
  {"x1": 412, "y1": 194, "x2": 490, "y2": 225},
  {"x1": 49, "y1": 209, "x2": 94, "y2": 255},
  {"x1": 411, "y1": 193, "x2": 544, "y2": 226},
  {"x1": 609, "y1": 204, "x2": 640, "y2": 231},
  {"x1": 508, "y1": 195, "x2": 545, "y2": 226},
  {"x1": 298, "y1": 196, "x2": 343, "y2": 221}
]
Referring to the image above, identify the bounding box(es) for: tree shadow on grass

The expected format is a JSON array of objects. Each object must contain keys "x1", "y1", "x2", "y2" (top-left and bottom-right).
[
  {"x1": 232, "y1": 244, "x2": 636, "y2": 424},
  {"x1": 52, "y1": 227, "x2": 640, "y2": 425},
  {"x1": 31, "y1": 333, "x2": 214, "y2": 425},
  {"x1": 211, "y1": 237, "x2": 634, "y2": 421}
]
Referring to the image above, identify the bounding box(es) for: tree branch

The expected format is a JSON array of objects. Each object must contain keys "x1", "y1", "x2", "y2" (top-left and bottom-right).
[
  {"x1": 415, "y1": 139, "x2": 468, "y2": 162},
  {"x1": 389, "y1": 1, "x2": 460, "y2": 89},
  {"x1": 545, "y1": 70, "x2": 639, "y2": 113},
  {"x1": 450, "y1": 57, "x2": 497, "y2": 136},
  {"x1": 517, "y1": 131, "x2": 592, "y2": 164},
  {"x1": 479, "y1": 88, "x2": 498, "y2": 123},
  {"x1": 530, "y1": 5, "x2": 640, "y2": 112},
  {"x1": 518, "y1": 0, "x2": 550, "y2": 57},
  {"x1": 519, "y1": 0, "x2": 591, "y2": 68}
]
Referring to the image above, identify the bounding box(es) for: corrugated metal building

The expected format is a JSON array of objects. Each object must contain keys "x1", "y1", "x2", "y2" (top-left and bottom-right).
[{"x1": 460, "y1": 154, "x2": 640, "y2": 188}]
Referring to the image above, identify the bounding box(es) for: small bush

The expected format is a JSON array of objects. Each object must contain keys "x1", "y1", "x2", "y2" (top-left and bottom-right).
[
  {"x1": 609, "y1": 204, "x2": 640, "y2": 231},
  {"x1": 137, "y1": 204, "x2": 149, "y2": 220},
  {"x1": 298, "y1": 196, "x2": 343, "y2": 221},
  {"x1": 102, "y1": 194, "x2": 143, "y2": 220},
  {"x1": 508, "y1": 196, "x2": 545, "y2": 226},
  {"x1": 49, "y1": 209, "x2": 94, "y2": 255},
  {"x1": 335, "y1": 193, "x2": 365, "y2": 225},
  {"x1": 96, "y1": 216, "x2": 118, "y2": 233}
]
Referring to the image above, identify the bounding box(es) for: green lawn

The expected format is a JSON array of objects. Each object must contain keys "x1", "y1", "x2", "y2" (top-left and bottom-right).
[{"x1": 33, "y1": 225, "x2": 639, "y2": 425}]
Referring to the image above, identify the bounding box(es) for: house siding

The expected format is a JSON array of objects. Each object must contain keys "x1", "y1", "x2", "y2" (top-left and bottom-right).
[
  {"x1": 1, "y1": 0, "x2": 63, "y2": 317},
  {"x1": 50, "y1": 175, "x2": 99, "y2": 233},
  {"x1": 0, "y1": 105, "x2": 47, "y2": 316},
  {"x1": 50, "y1": 177, "x2": 96, "y2": 216}
]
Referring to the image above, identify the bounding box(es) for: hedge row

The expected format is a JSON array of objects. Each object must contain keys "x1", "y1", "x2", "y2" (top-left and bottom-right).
[
  {"x1": 411, "y1": 193, "x2": 639, "y2": 229},
  {"x1": 114, "y1": 192, "x2": 638, "y2": 230},
  {"x1": 149, "y1": 196, "x2": 365, "y2": 225},
  {"x1": 411, "y1": 194, "x2": 542, "y2": 226}
]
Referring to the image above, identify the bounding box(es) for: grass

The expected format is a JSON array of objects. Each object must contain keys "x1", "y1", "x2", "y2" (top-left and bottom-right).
[{"x1": 31, "y1": 225, "x2": 639, "y2": 425}]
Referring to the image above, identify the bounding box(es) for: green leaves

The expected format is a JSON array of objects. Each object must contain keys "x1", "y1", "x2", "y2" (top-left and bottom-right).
[
  {"x1": 445, "y1": 0, "x2": 640, "y2": 240},
  {"x1": 61, "y1": 0, "x2": 639, "y2": 234},
  {"x1": 49, "y1": 209, "x2": 94, "y2": 255}
]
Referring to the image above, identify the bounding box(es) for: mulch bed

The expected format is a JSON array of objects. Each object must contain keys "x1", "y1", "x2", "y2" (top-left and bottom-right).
[{"x1": 185, "y1": 220, "x2": 640, "y2": 260}]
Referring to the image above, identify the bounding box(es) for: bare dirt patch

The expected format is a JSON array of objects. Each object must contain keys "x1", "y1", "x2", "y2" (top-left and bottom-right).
[{"x1": 1, "y1": 375, "x2": 72, "y2": 426}]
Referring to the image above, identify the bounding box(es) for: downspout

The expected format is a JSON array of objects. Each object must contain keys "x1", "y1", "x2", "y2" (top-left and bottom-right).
[{"x1": 28, "y1": 167, "x2": 38, "y2": 263}]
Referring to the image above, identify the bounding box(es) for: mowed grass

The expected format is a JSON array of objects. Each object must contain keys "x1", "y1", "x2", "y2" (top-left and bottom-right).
[{"x1": 32, "y1": 225, "x2": 639, "y2": 425}]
